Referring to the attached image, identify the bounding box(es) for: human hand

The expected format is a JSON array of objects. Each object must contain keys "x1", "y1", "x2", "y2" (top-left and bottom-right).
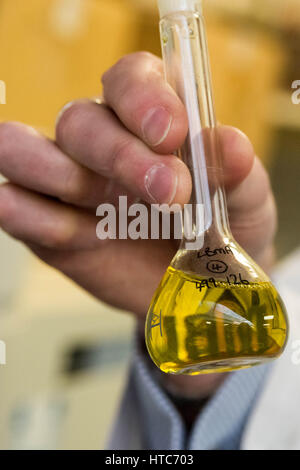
[{"x1": 0, "y1": 52, "x2": 276, "y2": 320}]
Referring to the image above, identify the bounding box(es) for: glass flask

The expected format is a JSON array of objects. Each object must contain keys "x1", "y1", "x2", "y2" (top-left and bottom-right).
[{"x1": 145, "y1": 0, "x2": 289, "y2": 375}]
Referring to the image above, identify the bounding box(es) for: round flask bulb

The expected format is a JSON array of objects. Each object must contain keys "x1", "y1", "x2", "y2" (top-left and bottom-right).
[{"x1": 145, "y1": 240, "x2": 288, "y2": 375}]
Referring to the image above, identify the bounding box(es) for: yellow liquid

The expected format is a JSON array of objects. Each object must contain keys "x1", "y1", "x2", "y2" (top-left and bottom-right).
[{"x1": 145, "y1": 267, "x2": 288, "y2": 375}]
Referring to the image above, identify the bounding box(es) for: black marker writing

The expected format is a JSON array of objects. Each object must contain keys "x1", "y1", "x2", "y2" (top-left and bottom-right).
[{"x1": 197, "y1": 245, "x2": 233, "y2": 259}]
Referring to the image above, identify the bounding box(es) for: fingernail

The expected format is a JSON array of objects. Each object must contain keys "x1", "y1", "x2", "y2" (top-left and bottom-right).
[
  {"x1": 145, "y1": 164, "x2": 177, "y2": 204},
  {"x1": 142, "y1": 107, "x2": 172, "y2": 147}
]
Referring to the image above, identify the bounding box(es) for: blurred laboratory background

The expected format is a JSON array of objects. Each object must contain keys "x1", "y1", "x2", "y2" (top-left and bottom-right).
[{"x1": 0, "y1": 0, "x2": 299, "y2": 449}]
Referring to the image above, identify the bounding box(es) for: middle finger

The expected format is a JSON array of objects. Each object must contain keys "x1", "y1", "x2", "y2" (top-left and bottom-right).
[{"x1": 56, "y1": 99, "x2": 192, "y2": 207}]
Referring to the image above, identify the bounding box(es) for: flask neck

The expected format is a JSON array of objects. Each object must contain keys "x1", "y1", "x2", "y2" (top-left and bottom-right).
[{"x1": 160, "y1": 10, "x2": 231, "y2": 249}]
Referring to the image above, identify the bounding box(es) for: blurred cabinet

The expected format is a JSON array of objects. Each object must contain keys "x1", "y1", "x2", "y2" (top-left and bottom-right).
[
  {"x1": 0, "y1": 304, "x2": 134, "y2": 449},
  {"x1": 0, "y1": 0, "x2": 140, "y2": 135}
]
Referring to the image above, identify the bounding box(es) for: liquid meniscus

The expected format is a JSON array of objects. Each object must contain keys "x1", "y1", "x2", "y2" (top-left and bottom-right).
[{"x1": 145, "y1": 267, "x2": 288, "y2": 375}]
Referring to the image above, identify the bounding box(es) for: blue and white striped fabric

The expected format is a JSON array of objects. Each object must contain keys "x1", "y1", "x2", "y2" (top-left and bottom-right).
[
  {"x1": 133, "y1": 349, "x2": 271, "y2": 450},
  {"x1": 108, "y1": 337, "x2": 271, "y2": 450}
]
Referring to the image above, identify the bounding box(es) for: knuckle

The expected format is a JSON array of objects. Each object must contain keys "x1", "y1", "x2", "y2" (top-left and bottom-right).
[
  {"x1": 102, "y1": 52, "x2": 147, "y2": 78},
  {"x1": 101, "y1": 59, "x2": 123, "y2": 86},
  {"x1": 59, "y1": 166, "x2": 88, "y2": 205},
  {"x1": 43, "y1": 220, "x2": 77, "y2": 249},
  {"x1": 132, "y1": 50, "x2": 156, "y2": 63},
  {"x1": 112, "y1": 138, "x2": 135, "y2": 176},
  {"x1": 55, "y1": 100, "x2": 89, "y2": 142},
  {"x1": 102, "y1": 52, "x2": 159, "y2": 88}
]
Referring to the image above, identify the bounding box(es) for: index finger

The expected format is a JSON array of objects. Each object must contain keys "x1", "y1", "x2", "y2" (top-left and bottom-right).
[{"x1": 102, "y1": 52, "x2": 189, "y2": 155}]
